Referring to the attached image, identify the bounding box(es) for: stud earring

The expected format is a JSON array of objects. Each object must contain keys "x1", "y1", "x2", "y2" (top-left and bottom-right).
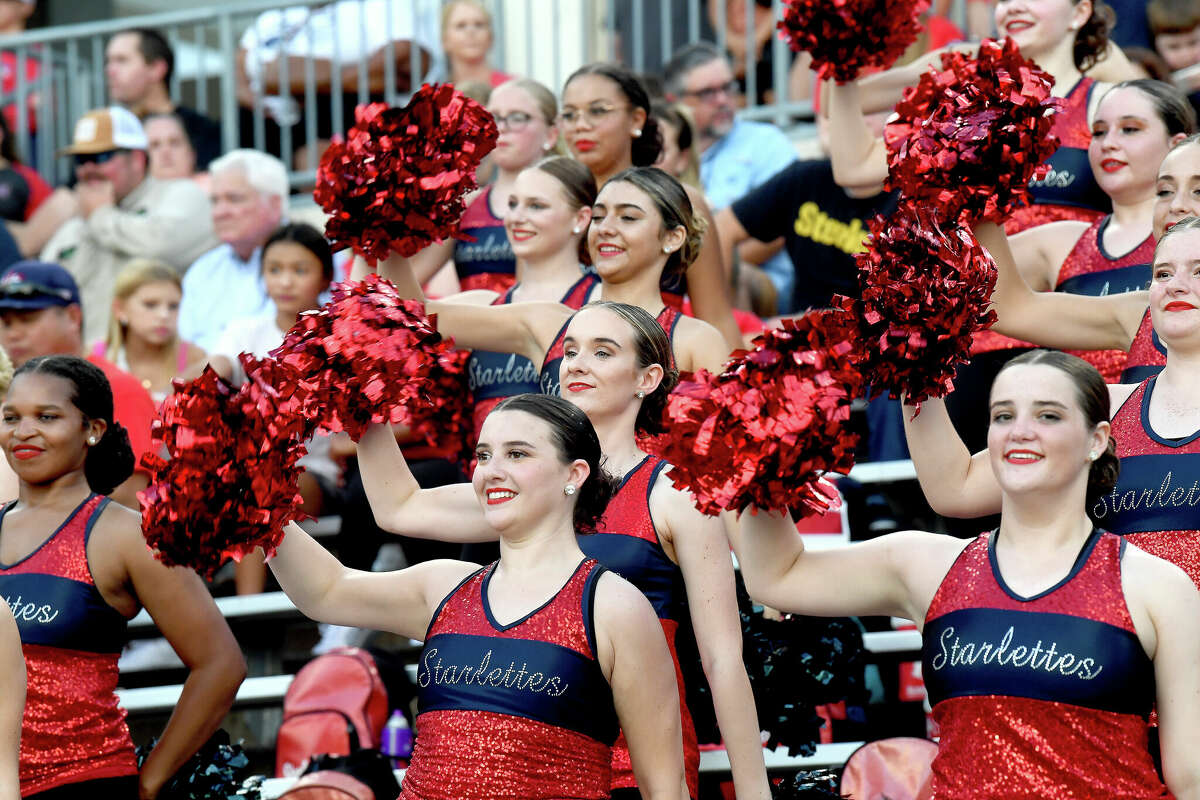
[
  {"x1": 632, "y1": 128, "x2": 642, "y2": 137},
  {"x1": 662, "y1": 245, "x2": 672, "y2": 254},
  {"x1": 564, "y1": 484, "x2": 577, "y2": 496},
  {"x1": 636, "y1": 391, "x2": 645, "y2": 399},
  {"x1": 1088, "y1": 451, "x2": 1098, "y2": 461},
  {"x1": 88, "y1": 436, "x2": 98, "y2": 445},
  {"x1": 543, "y1": 142, "x2": 554, "y2": 151},
  {"x1": 572, "y1": 226, "x2": 582, "y2": 234}
]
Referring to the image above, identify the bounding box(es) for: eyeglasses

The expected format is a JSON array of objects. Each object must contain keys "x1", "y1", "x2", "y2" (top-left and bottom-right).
[
  {"x1": 557, "y1": 105, "x2": 629, "y2": 127},
  {"x1": 492, "y1": 111, "x2": 535, "y2": 132},
  {"x1": 73, "y1": 149, "x2": 124, "y2": 167},
  {"x1": 682, "y1": 81, "x2": 739, "y2": 103},
  {"x1": 0, "y1": 281, "x2": 74, "y2": 303}
]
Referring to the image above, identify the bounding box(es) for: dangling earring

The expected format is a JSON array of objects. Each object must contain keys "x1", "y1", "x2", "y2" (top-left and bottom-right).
[{"x1": 563, "y1": 484, "x2": 577, "y2": 496}]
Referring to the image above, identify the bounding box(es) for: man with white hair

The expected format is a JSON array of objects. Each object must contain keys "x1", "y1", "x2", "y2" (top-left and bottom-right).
[
  {"x1": 40, "y1": 106, "x2": 216, "y2": 343},
  {"x1": 178, "y1": 149, "x2": 288, "y2": 352}
]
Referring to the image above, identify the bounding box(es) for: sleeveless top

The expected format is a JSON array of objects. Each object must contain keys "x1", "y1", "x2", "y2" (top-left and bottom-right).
[
  {"x1": 1053, "y1": 216, "x2": 1155, "y2": 382},
  {"x1": 1005, "y1": 77, "x2": 1110, "y2": 234},
  {"x1": 402, "y1": 559, "x2": 617, "y2": 800},
  {"x1": 468, "y1": 273, "x2": 600, "y2": 437},
  {"x1": 540, "y1": 305, "x2": 682, "y2": 397},
  {"x1": 1097, "y1": 377, "x2": 1200, "y2": 588},
  {"x1": 923, "y1": 530, "x2": 1163, "y2": 798},
  {"x1": 579, "y1": 456, "x2": 699, "y2": 798},
  {"x1": 454, "y1": 187, "x2": 517, "y2": 294},
  {"x1": 0, "y1": 494, "x2": 137, "y2": 796},
  {"x1": 1121, "y1": 309, "x2": 1166, "y2": 384}
]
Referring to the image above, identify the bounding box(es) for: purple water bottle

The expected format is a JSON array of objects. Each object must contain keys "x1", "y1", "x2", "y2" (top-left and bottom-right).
[{"x1": 381, "y1": 710, "x2": 413, "y2": 768}]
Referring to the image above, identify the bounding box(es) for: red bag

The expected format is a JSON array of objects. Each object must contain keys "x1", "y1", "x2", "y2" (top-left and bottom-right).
[{"x1": 276, "y1": 647, "x2": 389, "y2": 777}]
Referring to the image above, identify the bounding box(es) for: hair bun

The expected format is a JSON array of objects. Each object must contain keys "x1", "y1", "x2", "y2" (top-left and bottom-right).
[{"x1": 86, "y1": 421, "x2": 136, "y2": 496}]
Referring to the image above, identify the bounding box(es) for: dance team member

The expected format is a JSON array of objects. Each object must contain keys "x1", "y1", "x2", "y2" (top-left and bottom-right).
[
  {"x1": 0, "y1": 356, "x2": 243, "y2": 799},
  {"x1": 560, "y1": 63, "x2": 742, "y2": 348},
  {"x1": 269, "y1": 394, "x2": 687, "y2": 800},
  {"x1": 737, "y1": 350, "x2": 1200, "y2": 796},
  {"x1": 426, "y1": 166, "x2": 730, "y2": 395},
  {"x1": 354, "y1": 301, "x2": 770, "y2": 800},
  {"x1": 454, "y1": 156, "x2": 600, "y2": 437},
  {"x1": 409, "y1": 79, "x2": 561, "y2": 293}
]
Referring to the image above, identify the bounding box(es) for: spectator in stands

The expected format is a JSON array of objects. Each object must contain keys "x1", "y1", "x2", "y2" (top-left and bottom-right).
[
  {"x1": 93, "y1": 259, "x2": 206, "y2": 405},
  {"x1": 209, "y1": 223, "x2": 340, "y2": 594},
  {"x1": 650, "y1": 101, "x2": 701, "y2": 190},
  {"x1": 434, "y1": 0, "x2": 511, "y2": 88},
  {"x1": 0, "y1": 354, "x2": 245, "y2": 799},
  {"x1": 0, "y1": 600, "x2": 21, "y2": 800},
  {"x1": 105, "y1": 27, "x2": 222, "y2": 171},
  {"x1": 1148, "y1": 0, "x2": 1200, "y2": 114},
  {"x1": 0, "y1": 0, "x2": 40, "y2": 154},
  {"x1": 0, "y1": 112, "x2": 49, "y2": 223},
  {"x1": 235, "y1": 0, "x2": 439, "y2": 168},
  {"x1": 0, "y1": 261, "x2": 156, "y2": 509},
  {"x1": 178, "y1": 149, "x2": 287, "y2": 353},
  {"x1": 38, "y1": 107, "x2": 216, "y2": 345},
  {"x1": 143, "y1": 112, "x2": 205, "y2": 189},
  {"x1": 706, "y1": 0, "x2": 807, "y2": 106},
  {"x1": 662, "y1": 42, "x2": 798, "y2": 311}
]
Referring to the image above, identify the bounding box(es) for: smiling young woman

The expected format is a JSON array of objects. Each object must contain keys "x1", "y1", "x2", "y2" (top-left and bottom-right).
[
  {"x1": 0, "y1": 356, "x2": 244, "y2": 799},
  {"x1": 267, "y1": 393, "x2": 686, "y2": 800},
  {"x1": 735, "y1": 350, "x2": 1200, "y2": 797},
  {"x1": 352, "y1": 302, "x2": 771, "y2": 800}
]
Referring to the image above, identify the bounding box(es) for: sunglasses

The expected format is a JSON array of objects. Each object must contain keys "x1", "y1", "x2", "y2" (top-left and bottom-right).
[{"x1": 73, "y1": 149, "x2": 125, "y2": 167}]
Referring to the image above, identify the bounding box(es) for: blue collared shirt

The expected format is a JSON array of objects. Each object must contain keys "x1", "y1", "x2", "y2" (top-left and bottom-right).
[
  {"x1": 700, "y1": 118, "x2": 799, "y2": 313},
  {"x1": 179, "y1": 244, "x2": 272, "y2": 353}
]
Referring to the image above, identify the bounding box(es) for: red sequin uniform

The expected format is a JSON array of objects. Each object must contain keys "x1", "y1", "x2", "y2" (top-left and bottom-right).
[
  {"x1": 1121, "y1": 309, "x2": 1166, "y2": 384},
  {"x1": 0, "y1": 495, "x2": 137, "y2": 796},
  {"x1": 1052, "y1": 216, "x2": 1155, "y2": 381},
  {"x1": 976, "y1": 77, "x2": 1110, "y2": 355},
  {"x1": 580, "y1": 456, "x2": 700, "y2": 799},
  {"x1": 401, "y1": 559, "x2": 617, "y2": 800},
  {"x1": 454, "y1": 187, "x2": 517, "y2": 294},
  {"x1": 1099, "y1": 377, "x2": 1200, "y2": 587},
  {"x1": 923, "y1": 530, "x2": 1165, "y2": 798}
]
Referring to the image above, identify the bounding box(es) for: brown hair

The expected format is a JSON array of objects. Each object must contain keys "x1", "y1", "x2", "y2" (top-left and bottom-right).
[
  {"x1": 603, "y1": 166, "x2": 706, "y2": 280},
  {"x1": 996, "y1": 349, "x2": 1119, "y2": 519},
  {"x1": 531, "y1": 156, "x2": 598, "y2": 265},
  {"x1": 1147, "y1": 0, "x2": 1200, "y2": 36},
  {"x1": 579, "y1": 300, "x2": 679, "y2": 436}
]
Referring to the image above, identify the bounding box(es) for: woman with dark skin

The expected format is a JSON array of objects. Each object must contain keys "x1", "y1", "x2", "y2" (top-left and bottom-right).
[{"x1": 0, "y1": 356, "x2": 244, "y2": 799}]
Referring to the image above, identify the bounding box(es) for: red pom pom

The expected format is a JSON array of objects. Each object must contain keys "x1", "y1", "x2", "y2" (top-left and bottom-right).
[
  {"x1": 138, "y1": 366, "x2": 308, "y2": 578},
  {"x1": 778, "y1": 0, "x2": 930, "y2": 83},
  {"x1": 314, "y1": 84, "x2": 498, "y2": 262},
  {"x1": 660, "y1": 311, "x2": 863, "y2": 515},
  {"x1": 404, "y1": 339, "x2": 475, "y2": 468},
  {"x1": 267, "y1": 274, "x2": 446, "y2": 441},
  {"x1": 885, "y1": 37, "x2": 1060, "y2": 223},
  {"x1": 852, "y1": 202, "x2": 997, "y2": 406}
]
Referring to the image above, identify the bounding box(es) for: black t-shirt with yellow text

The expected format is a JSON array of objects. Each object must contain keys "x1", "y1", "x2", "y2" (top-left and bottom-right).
[{"x1": 732, "y1": 159, "x2": 898, "y2": 312}]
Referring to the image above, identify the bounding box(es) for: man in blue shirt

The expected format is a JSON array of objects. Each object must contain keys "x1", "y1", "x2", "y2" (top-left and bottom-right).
[
  {"x1": 663, "y1": 42, "x2": 798, "y2": 311},
  {"x1": 178, "y1": 149, "x2": 287, "y2": 352}
]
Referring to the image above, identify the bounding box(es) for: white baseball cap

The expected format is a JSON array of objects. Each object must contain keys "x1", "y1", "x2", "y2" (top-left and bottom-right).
[{"x1": 60, "y1": 106, "x2": 148, "y2": 155}]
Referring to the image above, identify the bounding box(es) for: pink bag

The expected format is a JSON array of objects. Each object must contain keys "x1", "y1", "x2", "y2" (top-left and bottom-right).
[{"x1": 839, "y1": 737, "x2": 937, "y2": 800}]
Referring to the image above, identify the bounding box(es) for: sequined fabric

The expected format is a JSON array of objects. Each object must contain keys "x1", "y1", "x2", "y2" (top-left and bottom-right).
[
  {"x1": 1103, "y1": 377, "x2": 1200, "y2": 588},
  {"x1": 923, "y1": 532, "x2": 1166, "y2": 797},
  {"x1": 0, "y1": 495, "x2": 137, "y2": 796},
  {"x1": 585, "y1": 457, "x2": 699, "y2": 798},
  {"x1": 1054, "y1": 216, "x2": 1155, "y2": 381},
  {"x1": 1122, "y1": 309, "x2": 1167, "y2": 383},
  {"x1": 402, "y1": 560, "x2": 614, "y2": 799}
]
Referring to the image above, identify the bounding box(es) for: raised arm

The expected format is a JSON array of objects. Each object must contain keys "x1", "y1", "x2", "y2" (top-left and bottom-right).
[
  {"x1": 902, "y1": 395, "x2": 1003, "y2": 518},
  {"x1": 683, "y1": 186, "x2": 744, "y2": 350},
  {"x1": 427, "y1": 298, "x2": 567, "y2": 364},
  {"x1": 657, "y1": 483, "x2": 769, "y2": 800},
  {"x1": 356, "y1": 422, "x2": 497, "y2": 542},
  {"x1": 737, "y1": 506, "x2": 940, "y2": 622},
  {"x1": 269, "y1": 521, "x2": 475, "y2": 638},
  {"x1": 975, "y1": 221, "x2": 1145, "y2": 351},
  {"x1": 0, "y1": 603, "x2": 22, "y2": 800},
  {"x1": 825, "y1": 80, "x2": 888, "y2": 192},
  {"x1": 594, "y1": 573, "x2": 688, "y2": 800},
  {"x1": 105, "y1": 509, "x2": 245, "y2": 800}
]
